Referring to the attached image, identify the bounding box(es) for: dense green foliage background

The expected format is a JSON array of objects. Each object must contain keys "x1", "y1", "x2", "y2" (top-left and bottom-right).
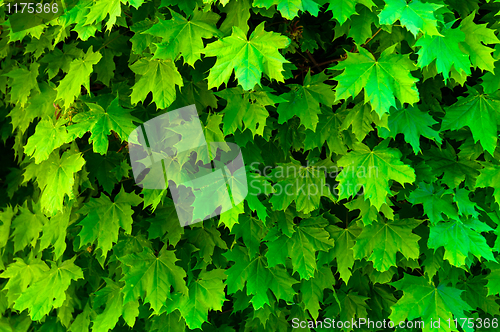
[{"x1": 1, "y1": 0, "x2": 500, "y2": 331}]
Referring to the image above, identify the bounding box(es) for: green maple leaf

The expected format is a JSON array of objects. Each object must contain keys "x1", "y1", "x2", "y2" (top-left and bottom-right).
[
  {"x1": 428, "y1": 217, "x2": 495, "y2": 267},
  {"x1": 326, "y1": 0, "x2": 375, "y2": 25},
  {"x1": 379, "y1": 105, "x2": 442, "y2": 154},
  {"x1": 268, "y1": 158, "x2": 335, "y2": 214},
  {"x1": 0, "y1": 256, "x2": 49, "y2": 305},
  {"x1": 378, "y1": 0, "x2": 443, "y2": 37},
  {"x1": 336, "y1": 140, "x2": 416, "y2": 209},
  {"x1": 415, "y1": 21, "x2": 471, "y2": 82},
  {"x1": 485, "y1": 261, "x2": 500, "y2": 296},
  {"x1": 244, "y1": 172, "x2": 272, "y2": 222},
  {"x1": 10, "y1": 203, "x2": 46, "y2": 253},
  {"x1": 91, "y1": 278, "x2": 139, "y2": 332},
  {"x1": 77, "y1": 186, "x2": 143, "y2": 261},
  {"x1": 453, "y1": 188, "x2": 480, "y2": 218},
  {"x1": 333, "y1": 45, "x2": 419, "y2": 117},
  {"x1": 39, "y1": 207, "x2": 71, "y2": 259},
  {"x1": 319, "y1": 219, "x2": 362, "y2": 284},
  {"x1": 119, "y1": 247, "x2": 188, "y2": 314},
  {"x1": 215, "y1": 86, "x2": 284, "y2": 137},
  {"x1": 219, "y1": 0, "x2": 251, "y2": 36},
  {"x1": 84, "y1": 0, "x2": 123, "y2": 32},
  {"x1": 423, "y1": 144, "x2": 481, "y2": 189},
  {"x1": 13, "y1": 258, "x2": 83, "y2": 321},
  {"x1": 145, "y1": 9, "x2": 221, "y2": 66},
  {"x1": 23, "y1": 149, "x2": 85, "y2": 216},
  {"x1": 340, "y1": 102, "x2": 388, "y2": 141},
  {"x1": 56, "y1": 46, "x2": 102, "y2": 109},
  {"x1": 201, "y1": 114, "x2": 229, "y2": 157},
  {"x1": 253, "y1": 0, "x2": 320, "y2": 20},
  {"x1": 24, "y1": 117, "x2": 70, "y2": 164},
  {"x1": 459, "y1": 12, "x2": 500, "y2": 73},
  {"x1": 481, "y1": 62, "x2": 500, "y2": 94},
  {"x1": 266, "y1": 216, "x2": 335, "y2": 279},
  {"x1": 389, "y1": 274, "x2": 473, "y2": 332},
  {"x1": 224, "y1": 245, "x2": 298, "y2": 309},
  {"x1": 67, "y1": 97, "x2": 141, "y2": 154},
  {"x1": 203, "y1": 22, "x2": 290, "y2": 90},
  {"x1": 94, "y1": 49, "x2": 116, "y2": 86},
  {"x1": 9, "y1": 82, "x2": 57, "y2": 135},
  {"x1": 299, "y1": 266, "x2": 335, "y2": 320},
  {"x1": 4, "y1": 62, "x2": 40, "y2": 107},
  {"x1": 130, "y1": 58, "x2": 183, "y2": 109},
  {"x1": 303, "y1": 106, "x2": 348, "y2": 156},
  {"x1": 231, "y1": 214, "x2": 268, "y2": 258},
  {"x1": 173, "y1": 269, "x2": 227, "y2": 329},
  {"x1": 277, "y1": 71, "x2": 336, "y2": 131},
  {"x1": 441, "y1": 88, "x2": 500, "y2": 156},
  {"x1": 218, "y1": 201, "x2": 244, "y2": 231},
  {"x1": 353, "y1": 217, "x2": 422, "y2": 272},
  {"x1": 476, "y1": 164, "x2": 500, "y2": 207},
  {"x1": 408, "y1": 182, "x2": 458, "y2": 225}
]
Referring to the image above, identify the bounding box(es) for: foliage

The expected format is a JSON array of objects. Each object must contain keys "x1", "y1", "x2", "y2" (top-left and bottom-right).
[{"x1": 0, "y1": 0, "x2": 500, "y2": 331}]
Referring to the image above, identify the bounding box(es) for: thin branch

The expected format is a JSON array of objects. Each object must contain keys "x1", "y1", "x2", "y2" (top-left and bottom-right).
[{"x1": 305, "y1": 50, "x2": 322, "y2": 71}]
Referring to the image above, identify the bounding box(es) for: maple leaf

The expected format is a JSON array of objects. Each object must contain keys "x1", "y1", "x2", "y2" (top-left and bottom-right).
[
  {"x1": 23, "y1": 149, "x2": 85, "y2": 216},
  {"x1": 299, "y1": 266, "x2": 335, "y2": 320},
  {"x1": 39, "y1": 208, "x2": 71, "y2": 259},
  {"x1": 340, "y1": 102, "x2": 388, "y2": 141},
  {"x1": 84, "y1": 0, "x2": 123, "y2": 32},
  {"x1": 476, "y1": 164, "x2": 500, "y2": 208},
  {"x1": 67, "y1": 97, "x2": 141, "y2": 154},
  {"x1": 428, "y1": 217, "x2": 495, "y2": 267},
  {"x1": 231, "y1": 214, "x2": 268, "y2": 258},
  {"x1": 415, "y1": 21, "x2": 472, "y2": 82},
  {"x1": 353, "y1": 217, "x2": 422, "y2": 272},
  {"x1": 145, "y1": 9, "x2": 221, "y2": 66},
  {"x1": 333, "y1": 45, "x2": 420, "y2": 117},
  {"x1": 219, "y1": 0, "x2": 251, "y2": 36},
  {"x1": 379, "y1": 105, "x2": 442, "y2": 154},
  {"x1": 423, "y1": 144, "x2": 481, "y2": 189},
  {"x1": 266, "y1": 216, "x2": 335, "y2": 279},
  {"x1": 318, "y1": 218, "x2": 362, "y2": 284},
  {"x1": 459, "y1": 12, "x2": 500, "y2": 73},
  {"x1": 119, "y1": 246, "x2": 188, "y2": 314},
  {"x1": 485, "y1": 261, "x2": 500, "y2": 296},
  {"x1": 13, "y1": 258, "x2": 83, "y2": 321},
  {"x1": 77, "y1": 186, "x2": 143, "y2": 262},
  {"x1": 130, "y1": 58, "x2": 183, "y2": 109},
  {"x1": 408, "y1": 182, "x2": 458, "y2": 225},
  {"x1": 203, "y1": 22, "x2": 290, "y2": 90},
  {"x1": 253, "y1": 0, "x2": 320, "y2": 20},
  {"x1": 441, "y1": 88, "x2": 500, "y2": 156},
  {"x1": 390, "y1": 274, "x2": 473, "y2": 332},
  {"x1": 171, "y1": 269, "x2": 227, "y2": 329},
  {"x1": 336, "y1": 140, "x2": 416, "y2": 210},
  {"x1": 481, "y1": 62, "x2": 500, "y2": 94},
  {"x1": 268, "y1": 158, "x2": 335, "y2": 214},
  {"x1": 56, "y1": 46, "x2": 102, "y2": 109},
  {"x1": 24, "y1": 117, "x2": 70, "y2": 164},
  {"x1": 0, "y1": 256, "x2": 49, "y2": 305},
  {"x1": 326, "y1": 0, "x2": 375, "y2": 25},
  {"x1": 224, "y1": 245, "x2": 298, "y2": 309},
  {"x1": 215, "y1": 85, "x2": 285, "y2": 137},
  {"x1": 91, "y1": 278, "x2": 139, "y2": 331},
  {"x1": 277, "y1": 71, "x2": 336, "y2": 131},
  {"x1": 378, "y1": 0, "x2": 443, "y2": 37},
  {"x1": 4, "y1": 62, "x2": 40, "y2": 107}
]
